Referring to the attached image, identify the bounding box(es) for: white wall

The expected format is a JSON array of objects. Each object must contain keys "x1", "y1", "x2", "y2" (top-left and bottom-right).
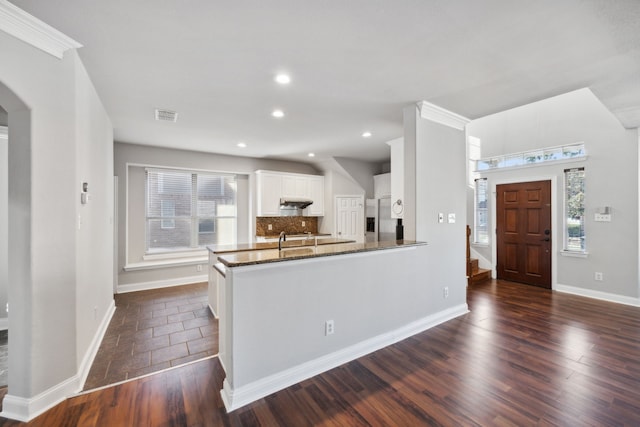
[
  {"x1": 467, "y1": 89, "x2": 639, "y2": 300},
  {"x1": 333, "y1": 157, "x2": 385, "y2": 199},
  {"x1": 114, "y1": 142, "x2": 319, "y2": 290},
  {"x1": 74, "y1": 59, "x2": 115, "y2": 363},
  {"x1": 0, "y1": 29, "x2": 114, "y2": 419},
  {"x1": 411, "y1": 106, "x2": 468, "y2": 309},
  {"x1": 0, "y1": 130, "x2": 7, "y2": 327}
]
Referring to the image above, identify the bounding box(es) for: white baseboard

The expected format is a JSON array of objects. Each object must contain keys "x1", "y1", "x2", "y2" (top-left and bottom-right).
[
  {"x1": 0, "y1": 317, "x2": 7, "y2": 331},
  {"x1": 221, "y1": 303, "x2": 469, "y2": 412},
  {"x1": 117, "y1": 274, "x2": 207, "y2": 294},
  {"x1": 0, "y1": 300, "x2": 116, "y2": 422},
  {"x1": 555, "y1": 283, "x2": 640, "y2": 307},
  {"x1": 78, "y1": 300, "x2": 116, "y2": 389},
  {"x1": 0, "y1": 373, "x2": 79, "y2": 422}
]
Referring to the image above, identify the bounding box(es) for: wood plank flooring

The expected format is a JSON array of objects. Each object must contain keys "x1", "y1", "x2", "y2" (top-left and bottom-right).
[{"x1": 2, "y1": 279, "x2": 640, "y2": 426}]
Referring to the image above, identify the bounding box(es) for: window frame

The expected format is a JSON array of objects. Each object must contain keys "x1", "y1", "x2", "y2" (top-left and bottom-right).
[
  {"x1": 145, "y1": 167, "x2": 237, "y2": 255},
  {"x1": 563, "y1": 167, "x2": 585, "y2": 253},
  {"x1": 474, "y1": 178, "x2": 489, "y2": 245}
]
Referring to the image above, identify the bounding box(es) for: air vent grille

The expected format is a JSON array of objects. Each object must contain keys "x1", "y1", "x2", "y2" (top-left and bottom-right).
[{"x1": 155, "y1": 109, "x2": 178, "y2": 122}]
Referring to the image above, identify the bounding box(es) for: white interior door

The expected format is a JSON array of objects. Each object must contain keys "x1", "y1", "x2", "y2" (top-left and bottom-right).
[{"x1": 335, "y1": 196, "x2": 364, "y2": 243}]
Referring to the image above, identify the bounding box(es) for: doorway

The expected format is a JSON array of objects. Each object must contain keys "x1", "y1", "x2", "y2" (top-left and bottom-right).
[
  {"x1": 496, "y1": 180, "x2": 552, "y2": 288},
  {"x1": 335, "y1": 196, "x2": 364, "y2": 243}
]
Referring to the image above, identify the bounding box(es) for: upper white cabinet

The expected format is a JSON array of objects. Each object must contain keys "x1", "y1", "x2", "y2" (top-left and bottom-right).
[
  {"x1": 373, "y1": 173, "x2": 391, "y2": 199},
  {"x1": 307, "y1": 175, "x2": 325, "y2": 216},
  {"x1": 255, "y1": 170, "x2": 325, "y2": 216},
  {"x1": 255, "y1": 171, "x2": 283, "y2": 216}
]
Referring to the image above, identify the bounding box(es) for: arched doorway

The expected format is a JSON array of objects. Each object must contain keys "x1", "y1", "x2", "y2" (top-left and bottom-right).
[{"x1": 0, "y1": 81, "x2": 31, "y2": 404}]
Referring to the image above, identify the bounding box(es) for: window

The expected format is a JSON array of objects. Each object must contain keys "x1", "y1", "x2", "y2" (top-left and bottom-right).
[
  {"x1": 146, "y1": 169, "x2": 237, "y2": 253},
  {"x1": 474, "y1": 178, "x2": 489, "y2": 244},
  {"x1": 564, "y1": 167, "x2": 585, "y2": 252},
  {"x1": 476, "y1": 142, "x2": 585, "y2": 171}
]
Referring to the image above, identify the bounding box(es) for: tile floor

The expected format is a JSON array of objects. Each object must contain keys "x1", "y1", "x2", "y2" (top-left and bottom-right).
[{"x1": 83, "y1": 282, "x2": 218, "y2": 390}]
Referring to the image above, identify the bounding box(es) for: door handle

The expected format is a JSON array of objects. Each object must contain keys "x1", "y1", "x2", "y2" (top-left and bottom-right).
[{"x1": 540, "y1": 238, "x2": 550, "y2": 242}]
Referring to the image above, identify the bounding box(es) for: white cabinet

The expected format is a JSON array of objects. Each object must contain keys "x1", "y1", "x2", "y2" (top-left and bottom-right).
[
  {"x1": 307, "y1": 176, "x2": 324, "y2": 216},
  {"x1": 388, "y1": 138, "x2": 404, "y2": 219},
  {"x1": 255, "y1": 171, "x2": 282, "y2": 216},
  {"x1": 256, "y1": 170, "x2": 325, "y2": 217},
  {"x1": 282, "y1": 175, "x2": 309, "y2": 199},
  {"x1": 373, "y1": 173, "x2": 391, "y2": 198}
]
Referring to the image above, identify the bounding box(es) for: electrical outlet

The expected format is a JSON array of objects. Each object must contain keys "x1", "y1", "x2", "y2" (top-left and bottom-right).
[
  {"x1": 197, "y1": 264, "x2": 203, "y2": 272},
  {"x1": 443, "y1": 287, "x2": 449, "y2": 298},
  {"x1": 325, "y1": 320, "x2": 335, "y2": 335},
  {"x1": 594, "y1": 272, "x2": 603, "y2": 281},
  {"x1": 268, "y1": 224, "x2": 273, "y2": 231},
  {"x1": 302, "y1": 221, "x2": 306, "y2": 227}
]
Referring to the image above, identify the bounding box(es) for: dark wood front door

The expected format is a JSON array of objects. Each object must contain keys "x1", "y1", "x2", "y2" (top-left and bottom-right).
[{"x1": 497, "y1": 180, "x2": 551, "y2": 288}]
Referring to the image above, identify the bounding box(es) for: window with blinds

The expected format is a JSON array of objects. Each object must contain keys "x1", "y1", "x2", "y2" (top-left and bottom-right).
[
  {"x1": 474, "y1": 178, "x2": 489, "y2": 244},
  {"x1": 145, "y1": 169, "x2": 237, "y2": 253},
  {"x1": 564, "y1": 167, "x2": 585, "y2": 252}
]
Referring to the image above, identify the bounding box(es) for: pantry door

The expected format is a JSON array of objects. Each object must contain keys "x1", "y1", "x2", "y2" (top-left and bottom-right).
[
  {"x1": 496, "y1": 180, "x2": 552, "y2": 289},
  {"x1": 335, "y1": 196, "x2": 364, "y2": 243}
]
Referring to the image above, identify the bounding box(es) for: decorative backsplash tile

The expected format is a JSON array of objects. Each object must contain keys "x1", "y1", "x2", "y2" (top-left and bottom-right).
[{"x1": 256, "y1": 216, "x2": 318, "y2": 236}]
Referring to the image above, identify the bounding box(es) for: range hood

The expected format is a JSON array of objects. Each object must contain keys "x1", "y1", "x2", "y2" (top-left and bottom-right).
[{"x1": 280, "y1": 197, "x2": 314, "y2": 209}]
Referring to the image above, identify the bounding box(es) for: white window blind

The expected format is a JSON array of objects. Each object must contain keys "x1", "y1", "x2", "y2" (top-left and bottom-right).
[
  {"x1": 474, "y1": 178, "x2": 489, "y2": 244},
  {"x1": 146, "y1": 169, "x2": 237, "y2": 253}
]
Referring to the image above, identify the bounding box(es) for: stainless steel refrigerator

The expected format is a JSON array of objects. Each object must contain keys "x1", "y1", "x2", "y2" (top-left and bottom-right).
[{"x1": 365, "y1": 196, "x2": 396, "y2": 242}]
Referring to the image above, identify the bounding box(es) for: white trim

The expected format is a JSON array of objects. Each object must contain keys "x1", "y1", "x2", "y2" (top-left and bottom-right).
[
  {"x1": 477, "y1": 156, "x2": 586, "y2": 174},
  {"x1": 0, "y1": 126, "x2": 7, "y2": 141},
  {"x1": 555, "y1": 283, "x2": 640, "y2": 307},
  {"x1": 560, "y1": 250, "x2": 589, "y2": 258},
  {"x1": 78, "y1": 300, "x2": 116, "y2": 390},
  {"x1": 143, "y1": 249, "x2": 207, "y2": 261},
  {"x1": 124, "y1": 256, "x2": 207, "y2": 271},
  {"x1": 417, "y1": 101, "x2": 470, "y2": 131},
  {"x1": 117, "y1": 274, "x2": 207, "y2": 294},
  {"x1": 0, "y1": 374, "x2": 78, "y2": 422},
  {"x1": 220, "y1": 303, "x2": 469, "y2": 412},
  {"x1": 0, "y1": 0, "x2": 82, "y2": 59},
  {"x1": 0, "y1": 300, "x2": 116, "y2": 422}
]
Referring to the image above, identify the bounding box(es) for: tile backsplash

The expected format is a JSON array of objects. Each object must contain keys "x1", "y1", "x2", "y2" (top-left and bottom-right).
[{"x1": 256, "y1": 216, "x2": 318, "y2": 236}]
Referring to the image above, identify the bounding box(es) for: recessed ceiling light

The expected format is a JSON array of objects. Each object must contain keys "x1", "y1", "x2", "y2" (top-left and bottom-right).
[
  {"x1": 275, "y1": 74, "x2": 291, "y2": 84},
  {"x1": 272, "y1": 109, "x2": 285, "y2": 118},
  {"x1": 308, "y1": 152, "x2": 315, "y2": 157},
  {"x1": 362, "y1": 131, "x2": 372, "y2": 138},
  {"x1": 237, "y1": 142, "x2": 247, "y2": 148}
]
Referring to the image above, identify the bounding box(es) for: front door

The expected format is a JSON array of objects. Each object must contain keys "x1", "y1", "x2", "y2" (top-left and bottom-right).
[{"x1": 496, "y1": 180, "x2": 551, "y2": 288}]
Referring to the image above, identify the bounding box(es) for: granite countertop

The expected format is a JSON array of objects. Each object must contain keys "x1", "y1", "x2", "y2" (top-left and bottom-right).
[
  {"x1": 208, "y1": 238, "x2": 355, "y2": 254},
  {"x1": 216, "y1": 240, "x2": 427, "y2": 267},
  {"x1": 257, "y1": 232, "x2": 332, "y2": 239}
]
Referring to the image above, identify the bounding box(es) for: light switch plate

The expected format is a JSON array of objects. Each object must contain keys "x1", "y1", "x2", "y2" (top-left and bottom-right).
[
  {"x1": 594, "y1": 213, "x2": 611, "y2": 222},
  {"x1": 438, "y1": 213, "x2": 444, "y2": 223},
  {"x1": 448, "y1": 213, "x2": 456, "y2": 224}
]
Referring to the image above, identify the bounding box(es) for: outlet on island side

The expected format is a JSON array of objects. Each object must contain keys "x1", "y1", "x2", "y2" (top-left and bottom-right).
[
  {"x1": 197, "y1": 264, "x2": 203, "y2": 272},
  {"x1": 325, "y1": 320, "x2": 335, "y2": 336},
  {"x1": 443, "y1": 287, "x2": 449, "y2": 298},
  {"x1": 594, "y1": 272, "x2": 603, "y2": 281}
]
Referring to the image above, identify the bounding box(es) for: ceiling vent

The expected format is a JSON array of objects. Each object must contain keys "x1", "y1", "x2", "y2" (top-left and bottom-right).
[{"x1": 155, "y1": 109, "x2": 178, "y2": 122}]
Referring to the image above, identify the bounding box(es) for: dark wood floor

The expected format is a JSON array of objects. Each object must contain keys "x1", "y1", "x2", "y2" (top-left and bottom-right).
[{"x1": 2, "y1": 279, "x2": 640, "y2": 426}]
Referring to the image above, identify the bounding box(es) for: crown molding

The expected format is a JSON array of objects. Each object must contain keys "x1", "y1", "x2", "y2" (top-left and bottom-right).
[
  {"x1": 417, "y1": 101, "x2": 470, "y2": 131},
  {"x1": 0, "y1": 0, "x2": 81, "y2": 59},
  {"x1": 0, "y1": 126, "x2": 7, "y2": 141}
]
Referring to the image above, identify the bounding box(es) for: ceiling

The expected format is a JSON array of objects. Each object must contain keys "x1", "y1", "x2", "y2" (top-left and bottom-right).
[{"x1": 9, "y1": 0, "x2": 640, "y2": 163}]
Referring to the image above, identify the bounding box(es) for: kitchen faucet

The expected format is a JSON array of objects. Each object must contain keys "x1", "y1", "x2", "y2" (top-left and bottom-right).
[{"x1": 278, "y1": 231, "x2": 286, "y2": 251}]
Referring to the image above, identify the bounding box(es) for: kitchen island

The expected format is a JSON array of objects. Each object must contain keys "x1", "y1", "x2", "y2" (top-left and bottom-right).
[{"x1": 208, "y1": 240, "x2": 469, "y2": 412}]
